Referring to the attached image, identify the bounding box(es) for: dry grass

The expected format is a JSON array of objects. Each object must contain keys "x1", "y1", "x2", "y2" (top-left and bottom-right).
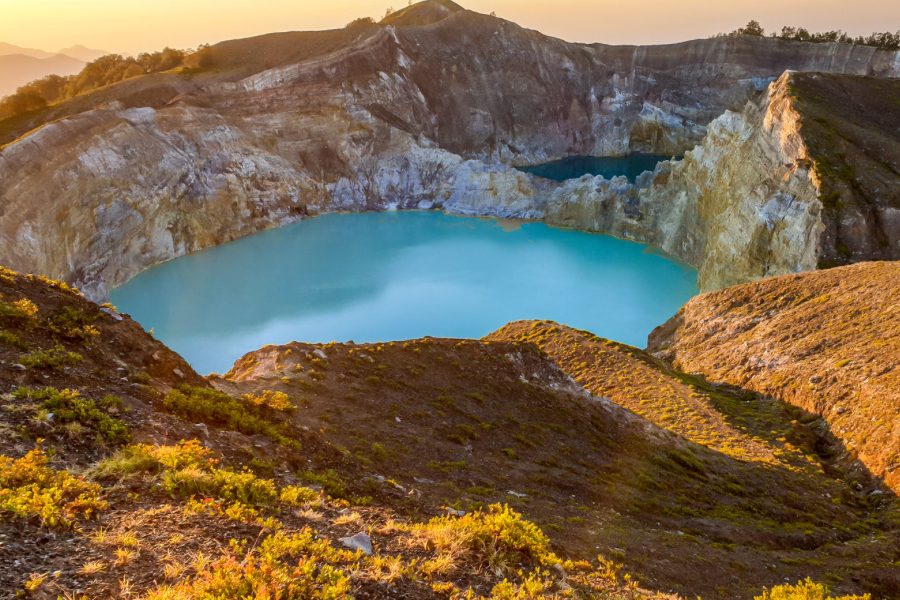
[{"x1": 649, "y1": 262, "x2": 900, "y2": 492}]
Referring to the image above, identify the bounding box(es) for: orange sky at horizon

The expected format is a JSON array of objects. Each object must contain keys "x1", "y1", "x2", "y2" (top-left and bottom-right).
[{"x1": 0, "y1": 0, "x2": 897, "y2": 55}]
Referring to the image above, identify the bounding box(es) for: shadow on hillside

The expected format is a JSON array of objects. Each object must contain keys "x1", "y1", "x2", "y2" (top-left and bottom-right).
[
  {"x1": 225, "y1": 335, "x2": 899, "y2": 599},
  {"x1": 626, "y1": 370, "x2": 900, "y2": 596},
  {"x1": 673, "y1": 371, "x2": 887, "y2": 491}
]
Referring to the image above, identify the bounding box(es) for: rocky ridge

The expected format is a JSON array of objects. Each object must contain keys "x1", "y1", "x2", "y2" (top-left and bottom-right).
[
  {"x1": 0, "y1": 1, "x2": 898, "y2": 298},
  {"x1": 648, "y1": 261, "x2": 900, "y2": 494}
]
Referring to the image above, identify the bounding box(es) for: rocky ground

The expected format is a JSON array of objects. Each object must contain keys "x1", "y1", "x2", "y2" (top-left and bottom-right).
[{"x1": 0, "y1": 262, "x2": 895, "y2": 599}]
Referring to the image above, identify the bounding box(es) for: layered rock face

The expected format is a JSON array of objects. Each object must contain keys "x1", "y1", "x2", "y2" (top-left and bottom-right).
[
  {"x1": 0, "y1": 0, "x2": 898, "y2": 298},
  {"x1": 547, "y1": 72, "x2": 899, "y2": 290},
  {"x1": 546, "y1": 72, "x2": 824, "y2": 290}
]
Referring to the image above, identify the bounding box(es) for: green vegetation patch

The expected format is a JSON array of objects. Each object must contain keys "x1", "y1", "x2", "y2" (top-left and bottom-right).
[
  {"x1": 403, "y1": 504, "x2": 559, "y2": 577},
  {"x1": 14, "y1": 386, "x2": 129, "y2": 444},
  {"x1": 144, "y1": 529, "x2": 355, "y2": 599},
  {"x1": 0, "y1": 330, "x2": 26, "y2": 348},
  {"x1": 95, "y1": 441, "x2": 321, "y2": 524},
  {"x1": 20, "y1": 345, "x2": 83, "y2": 371},
  {"x1": 162, "y1": 385, "x2": 297, "y2": 447},
  {"x1": 755, "y1": 578, "x2": 870, "y2": 600},
  {"x1": 47, "y1": 306, "x2": 100, "y2": 341},
  {"x1": 0, "y1": 297, "x2": 38, "y2": 321},
  {"x1": 0, "y1": 447, "x2": 106, "y2": 527}
]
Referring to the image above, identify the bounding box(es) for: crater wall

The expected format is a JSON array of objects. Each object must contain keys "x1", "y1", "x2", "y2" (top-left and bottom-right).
[{"x1": 0, "y1": 4, "x2": 897, "y2": 298}]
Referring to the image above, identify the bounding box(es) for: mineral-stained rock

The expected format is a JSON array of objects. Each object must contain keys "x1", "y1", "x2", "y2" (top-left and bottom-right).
[{"x1": 545, "y1": 72, "x2": 900, "y2": 291}]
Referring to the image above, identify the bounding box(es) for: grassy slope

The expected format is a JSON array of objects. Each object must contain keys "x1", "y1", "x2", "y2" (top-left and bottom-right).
[
  {"x1": 0, "y1": 267, "x2": 674, "y2": 599},
  {"x1": 223, "y1": 326, "x2": 898, "y2": 597},
  {"x1": 487, "y1": 320, "x2": 898, "y2": 596}
]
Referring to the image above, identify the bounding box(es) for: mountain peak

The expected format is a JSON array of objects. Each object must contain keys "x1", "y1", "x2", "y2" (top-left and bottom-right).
[
  {"x1": 58, "y1": 44, "x2": 109, "y2": 62},
  {"x1": 0, "y1": 41, "x2": 54, "y2": 59},
  {"x1": 381, "y1": 0, "x2": 464, "y2": 27}
]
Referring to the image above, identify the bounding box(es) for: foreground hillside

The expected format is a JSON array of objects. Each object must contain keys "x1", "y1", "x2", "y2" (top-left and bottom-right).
[
  {"x1": 0, "y1": 266, "x2": 676, "y2": 599},
  {"x1": 0, "y1": 1, "x2": 898, "y2": 299},
  {"x1": 648, "y1": 261, "x2": 900, "y2": 494},
  {"x1": 0, "y1": 263, "x2": 894, "y2": 598}
]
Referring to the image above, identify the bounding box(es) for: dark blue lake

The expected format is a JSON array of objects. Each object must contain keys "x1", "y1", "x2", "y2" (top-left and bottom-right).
[
  {"x1": 517, "y1": 154, "x2": 673, "y2": 182},
  {"x1": 111, "y1": 212, "x2": 698, "y2": 374}
]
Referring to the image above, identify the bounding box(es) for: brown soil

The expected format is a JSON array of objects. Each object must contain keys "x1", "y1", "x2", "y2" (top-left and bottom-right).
[{"x1": 648, "y1": 261, "x2": 900, "y2": 494}]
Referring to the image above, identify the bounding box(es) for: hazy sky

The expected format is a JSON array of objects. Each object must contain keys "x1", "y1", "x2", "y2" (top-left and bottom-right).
[{"x1": 1, "y1": 0, "x2": 897, "y2": 54}]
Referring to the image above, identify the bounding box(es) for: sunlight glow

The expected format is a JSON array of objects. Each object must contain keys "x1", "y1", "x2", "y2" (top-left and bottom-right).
[{"x1": 0, "y1": 0, "x2": 896, "y2": 54}]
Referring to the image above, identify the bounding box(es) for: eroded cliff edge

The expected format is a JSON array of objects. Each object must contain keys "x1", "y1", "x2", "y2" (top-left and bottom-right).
[
  {"x1": 547, "y1": 72, "x2": 899, "y2": 290},
  {"x1": 648, "y1": 261, "x2": 900, "y2": 494},
  {"x1": 0, "y1": 1, "x2": 897, "y2": 298}
]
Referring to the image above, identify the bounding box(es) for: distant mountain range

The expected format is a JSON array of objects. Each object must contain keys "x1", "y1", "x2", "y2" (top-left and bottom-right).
[{"x1": 0, "y1": 42, "x2": 109, "y2": 98}]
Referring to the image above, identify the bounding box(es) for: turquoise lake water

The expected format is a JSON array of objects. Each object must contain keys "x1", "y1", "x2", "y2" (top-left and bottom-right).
[
  {"x1": 111, "y1": 212, "x2": 698, "y2": 374},
  {"x1": 517, "y1": 154, "x2": 672, "y2": 182}
]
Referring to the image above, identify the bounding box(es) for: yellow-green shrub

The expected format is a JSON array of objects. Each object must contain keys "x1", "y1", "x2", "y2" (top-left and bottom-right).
[
  {"x1": 241, "y1": 389, "x2": 295, "y2": 412},
  {"x1": 144, "y1": 529, "x2": 355, "y2": 600},
  {"x1": 47, "y1": 306, "x2": 100, "y2": 340},
  {"x1": 161, "y1": 466, "x2": 279, "y2": 506},
  {"x1": 755, "y1": 579, "x2": 870, "y2": 600},
  {"x1": 93, "y1": 439, "x2": 215, "y2": 480},
  {"x1": 0, "y1": 297, "x2": 38, "y2": 320},
  {"x1": 95, "y1": 441, "x2": 320, "y2": 511},
  {"x1": 0, "y1": 329, "x2": 26, "y2": 348},
  {"x1": 0, "y1": 448, "x2": 106, "y2": 527},
  {"x1": 20, "y1": 345, "x2": 83, "y2": 371},
  {"x1": 487, "y1": 570, "x2": 554, "y2": 599},
  {"x1": 162, "y1": 386, "x2": 296, "y2": 446},
  {"x1": 15, "y1": 387, "x2": 129, "y2": 444},
  {"x1": 405, "y1": 504, "x2": 558, "y2": 576}
]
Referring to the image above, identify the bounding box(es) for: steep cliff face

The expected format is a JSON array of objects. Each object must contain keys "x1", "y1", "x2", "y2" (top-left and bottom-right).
[
  {"x1": 0, "y1": 1, "x2": 897, "y2": 298},
  {"x1": 789, "y1": 74, "x2": 900, "y2": 268},
  {"x1": 546, "y1": 72, "x2": 825, "y2": 290},
  {"x1": 648, "y1": 261, "x2": 900, "y2": 494}
]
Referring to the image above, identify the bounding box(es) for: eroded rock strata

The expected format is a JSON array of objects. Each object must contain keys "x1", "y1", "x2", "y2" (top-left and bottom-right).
[
  {"x1": 0, "y1": 1, "x2": 897, "y2": 298},
  {"x1": 547, "y1": 73, "x2": 900, "y2": 290}
]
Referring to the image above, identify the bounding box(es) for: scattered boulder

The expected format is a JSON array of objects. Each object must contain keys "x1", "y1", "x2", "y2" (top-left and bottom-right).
[{"x1": 340, "y1": 532, "x2": 373, "y2": 555}]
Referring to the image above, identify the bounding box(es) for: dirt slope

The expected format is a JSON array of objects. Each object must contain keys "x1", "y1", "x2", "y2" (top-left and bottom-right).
[
  {"x1": 0, "y1": 268, "x2": 677, "y2": 599},
  {"x1": 224, "y1": 329, "x2": 898, "y2": 598},
  {"x1": 648, "y1": 261, "x2": 899, "y2": 493}
]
